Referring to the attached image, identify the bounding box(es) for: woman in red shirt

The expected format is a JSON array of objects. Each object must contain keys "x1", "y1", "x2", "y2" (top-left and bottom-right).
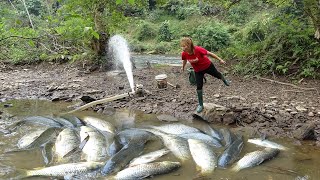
[{"x1": 180, "y1": 37, "x2": 230, "y2": 113}]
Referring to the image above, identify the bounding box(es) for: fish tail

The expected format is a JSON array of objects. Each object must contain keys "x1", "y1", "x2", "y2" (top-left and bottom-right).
[
  {"x1": 231, "y1": 165, "x2": 241, "y2": 172},
  {"x1": 10, "y1": 168, "x2": 30, "y2": 179}
]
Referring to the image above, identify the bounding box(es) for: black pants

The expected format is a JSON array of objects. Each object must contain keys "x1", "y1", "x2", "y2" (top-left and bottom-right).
[{"x1": 195, "y1": 63, "x2": 222, "y2": 90}]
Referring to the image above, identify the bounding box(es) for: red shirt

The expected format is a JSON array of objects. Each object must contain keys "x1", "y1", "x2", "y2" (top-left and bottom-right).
[{"x1": 181, "y1": 46, "x2": 211, "y2": 72}]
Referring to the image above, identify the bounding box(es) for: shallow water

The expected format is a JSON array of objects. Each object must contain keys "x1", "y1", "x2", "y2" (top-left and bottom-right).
[{"x1": 0, "y1": 99, "x2": 319, "y2": 180}]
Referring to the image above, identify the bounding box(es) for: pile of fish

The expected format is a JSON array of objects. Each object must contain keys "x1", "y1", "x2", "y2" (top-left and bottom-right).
[{"x1": 2, "y1": 115, "x2": 288, "y2": 179}]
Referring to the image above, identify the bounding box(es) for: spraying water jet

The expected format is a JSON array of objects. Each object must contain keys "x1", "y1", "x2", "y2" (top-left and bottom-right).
[{"x1": 64, "y1": 35, "x2": 144, "y2": 114}]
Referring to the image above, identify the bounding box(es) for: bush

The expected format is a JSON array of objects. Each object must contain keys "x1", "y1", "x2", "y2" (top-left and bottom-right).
[
  {"x1": 154, "y1": 42, "x2": 170, "y2": 54},
  {"x1": 176, "y1": 5, "x2": 200, "y2": 20},
  {"x1": 135, "y1": 21, "x2": 157, "y2": 41},
  {"x1": 192, "y1": 23, "x2": 230, "y2": 52},
  {"x1": 158, "y1": 20, "x2": 172, "y2": 42},
  {"x1": 227, "y1": 1, "x2": 252, "y2": 24}
]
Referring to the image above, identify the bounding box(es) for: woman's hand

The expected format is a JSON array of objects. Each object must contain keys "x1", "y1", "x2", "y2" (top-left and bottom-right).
[
  {"x1": 189, "y1": 59, "x2": 199, "y2": 64},
  {"x1": 219, "y1": 59, "x2": 226, "y2": 64}
]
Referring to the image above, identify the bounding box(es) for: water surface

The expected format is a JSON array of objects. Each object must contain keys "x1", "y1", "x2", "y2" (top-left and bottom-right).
[{"x1": 0, "y1": 100, "x2": 319, "y2": 180}]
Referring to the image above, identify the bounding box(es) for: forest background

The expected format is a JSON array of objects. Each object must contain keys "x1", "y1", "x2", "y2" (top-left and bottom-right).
[{"x1": 0, "y1": 0, "x2": 319, "y2": 79}]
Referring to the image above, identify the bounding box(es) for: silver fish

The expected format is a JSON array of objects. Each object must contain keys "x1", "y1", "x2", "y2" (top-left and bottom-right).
[
  {"x1": 17, "y1": 161, "x2": 104, "y2": 178},
  {"x1": 54, "y1": 128, "x2": 80, "y2": 162},
  {"x1": 17, "y1": 127, "x2": 59, "y2": 149},
  {"x1": 218, "y1": 135, "x2": 244, "y2": 168},
  {"x1": 113, "y1": 161, "x2": 181, "y2": 180},
  {"x1": 179, "y1": 132, "x2": 222, "y2": 148},
  {"x1": 188, "y1": 139, "x2": 217, "y2": 175},
  {"x1": 129, "y1": 149, "x2": 170, "y2": 167},
  {"x1": 148, "y1": 123, "x2": 200, "y2": 135},
  {"x1": 81, "y1": 116, "x2": 116, "y2": 134},
  {"x1": 232, "y1": 148, "x2": 280, "y2": 172},
  {"x1": 248, "y1": 138, "x2": 288, "y2": 150},
  {"x1": 144, "y1": 129, "x2": 191, "y2": 162},
  {"x1": 80, "y1": 126, "x2": 108, "y2": 162}
]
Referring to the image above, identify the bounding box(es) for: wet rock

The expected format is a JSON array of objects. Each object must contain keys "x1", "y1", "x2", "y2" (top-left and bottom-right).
[
  {"x1": 3, "y1": 104, "x2": 13, "y2": 108},
  {"x1": 199, "y1": 103, "x2": 227, "y2": 123},
  {"x1": 80, "y1": 95, "x2": 96, "y2": 103},
  {"x1": 157, "y1": 114, "x2": 179, "y2": 122},
  {"x1": 293, "y1": 123, "x2": 316, "y2": 140},
  {"x1": 222, "y1": 112, "x2": 235, "y2": 125}
]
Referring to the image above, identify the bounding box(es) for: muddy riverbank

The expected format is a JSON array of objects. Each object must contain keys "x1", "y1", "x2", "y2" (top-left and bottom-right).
[{"x1": 0, "y1": 61, "x2": 319, "y2": 146}]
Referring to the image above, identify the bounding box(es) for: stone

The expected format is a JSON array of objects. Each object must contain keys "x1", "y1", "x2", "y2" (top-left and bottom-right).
[
  {"x1": 296, "y1": 105, "x2": 307, "y2": 112},
  {"x1": 308, "y1": 112, "x2": 314, "y2": 117},
  {"x1": 293, "y1": 123, "x2": 315, "y2": 140},
  {"x1": 213, "y1": 94, "x2": 220, "y2": 98}
]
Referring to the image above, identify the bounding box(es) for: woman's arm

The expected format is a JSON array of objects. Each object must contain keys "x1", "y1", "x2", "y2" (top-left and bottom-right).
[
  {"x1": 181, "y1": 60, "x2": 187, "y2": 72},
  {"x1": 207, "y1": 51, "x2": 226, "y2": 64}
]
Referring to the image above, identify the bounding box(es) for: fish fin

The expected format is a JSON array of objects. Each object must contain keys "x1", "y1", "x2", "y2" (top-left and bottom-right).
[{"x1": 63, "y1": 134, "x2": 89, "y2": 159}]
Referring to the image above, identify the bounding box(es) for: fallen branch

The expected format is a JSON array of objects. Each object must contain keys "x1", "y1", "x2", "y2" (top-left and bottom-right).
[
  {"x1": 281, "y1": 90, "x2": 304, "y2": 93},
  {"x1": 257, "y1": 77, "x2": 318, "y2": 92}
]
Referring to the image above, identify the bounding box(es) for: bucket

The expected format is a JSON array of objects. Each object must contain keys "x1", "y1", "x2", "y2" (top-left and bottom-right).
[
  {"x1": 155, "y1": 74, "x2": 167, "y2": 89},
  {"x1": 187, "y1": 67, "x2": 196, "y2": 85}
]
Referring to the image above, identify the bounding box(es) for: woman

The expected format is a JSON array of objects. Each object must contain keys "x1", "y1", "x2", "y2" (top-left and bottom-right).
[{"x1": 180, "y1": 37, "x2": 230, "y2": 113}]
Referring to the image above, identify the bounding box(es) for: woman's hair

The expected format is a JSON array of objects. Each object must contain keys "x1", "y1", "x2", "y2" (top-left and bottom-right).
[{"x1": 180, "y1": 37, "x2": 195, "y2": 53}]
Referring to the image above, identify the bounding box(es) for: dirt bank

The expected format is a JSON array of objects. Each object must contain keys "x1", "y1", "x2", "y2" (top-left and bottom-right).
[{"x1": 0, "y1": 62, "x2": 320, "y2": 145}]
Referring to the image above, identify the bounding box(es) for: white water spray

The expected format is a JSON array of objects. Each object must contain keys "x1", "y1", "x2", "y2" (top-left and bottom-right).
[{"x1": 108, "y1": 35, "x2": 135, "y2": 93}]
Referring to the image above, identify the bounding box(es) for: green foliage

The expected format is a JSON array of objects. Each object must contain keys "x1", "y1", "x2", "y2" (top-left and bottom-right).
[
  {"x1": 154, "y1": 42, "x2": 170, "y2": 54},
  {"x1": 158, "y1": 20, "x2": 172, "y2": 42},
  {"x1": 176, "y1": 5, "x2": 200, "y2": 20},
  {"x1": 135, "y1": 21, "x2": 157, "y2": 41},
  {"x1": 227, "y1": 1, "x2": 252, "y2": 24},
  {"x1": 192, "y1": 22, "x2": 230, "y2": 52}
]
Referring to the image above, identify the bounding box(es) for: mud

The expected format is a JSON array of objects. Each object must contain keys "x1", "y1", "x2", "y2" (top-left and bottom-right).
[{"x1": 0, "y1": 62, "x2": 319, "y2": 145}]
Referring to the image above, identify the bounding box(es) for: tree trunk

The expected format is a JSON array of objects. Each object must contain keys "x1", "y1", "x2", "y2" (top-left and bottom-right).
[
  {"x1": 92, "y1": 4, "x2": 109, "y2": 57},
  {"x1": 304, "y1": 0, "x2": 320, "y2": 39}
]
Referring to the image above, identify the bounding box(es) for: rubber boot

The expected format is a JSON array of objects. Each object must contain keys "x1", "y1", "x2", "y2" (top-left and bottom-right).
[
  {"x1": 221, "y1": 75, "x2": 230, "y2": 86},
  {"x1": 196, "y1": 90, "x2": 204, "y2": 113}
]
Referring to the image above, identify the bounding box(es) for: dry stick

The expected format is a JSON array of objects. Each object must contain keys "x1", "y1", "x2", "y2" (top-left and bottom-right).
[
  {"x1": 258, "y1": 77, "x2": 318, "y2": 92},
  {"x1": 64, "y1": 92, "x2": 134, "y2": 114}
]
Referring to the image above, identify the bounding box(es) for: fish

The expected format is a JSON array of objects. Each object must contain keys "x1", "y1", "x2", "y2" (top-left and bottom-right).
[
  {"x1": 115, "y1": 128, "x2": 155, "y2": 146},
  {"x1": 220, "y1": 128, "x2": 236, "y2": 147},
  {"x1": 50, "y1": 117, "x2": 76, "y2": 129},
  {"x1": 129, "y1": 149, "x2": 170, "y2": 167},
  {"x1": 17, "y1": 127, "x2": 59, "y2": 149},
  {"x1": 144, "y1": 129, "x2": 191, "y2": 162},
  {"x1": 54, "y1": 128, "x2": 80, "y2": 162},
  {"x1": 101, "y1": 140, "x2": 146, "y2": 175},
  {"x1": 113, "y1": 161, "x2": 181, "y2": 180},
  {"x1": 188, "y1": 139, "x2": 217, "y2": 175},
  {"x1": 218, "y1": 135, "x2": 244, "y2": 168},
  {"x1": 148, "y1": 123, "x2": 200, "y2": 135},
  {"x1": 80, "y1": 126, "x2": 108, "y2": 162},
  {"x1": 41, "y1": 141, "x2": 54, "y2": 165},
  {"x1": 178, "y1": 132, "x2": 222, "y2": 148},
  {"x1": 81, "y1": 116, "x2": 116, "y2": 134},
  {"x1": 247, "y1": 138, "x2": 288, "y2": 150},
  {"x1": 189, "y1": 118, "x2": 223, "y2": 141},
  {"x1": 16, "y1": 161, "x2": 104, "y2": 178},
  {"x1": 7, "y1": 116, "x2": 63, "y2": 132},
  {"x1": 231, "y1": 148, "x2": 280, "y2": 172}
]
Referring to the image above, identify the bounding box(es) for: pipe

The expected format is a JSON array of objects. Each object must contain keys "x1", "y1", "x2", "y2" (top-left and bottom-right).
[{"x1": 65, "y1": 92, "x2": 135, "y2": 114}]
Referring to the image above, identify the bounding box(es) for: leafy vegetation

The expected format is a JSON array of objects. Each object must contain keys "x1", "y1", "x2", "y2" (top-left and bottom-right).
[{"x1": 0, "y1": 0, "x2": 319, "y2": 78}]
